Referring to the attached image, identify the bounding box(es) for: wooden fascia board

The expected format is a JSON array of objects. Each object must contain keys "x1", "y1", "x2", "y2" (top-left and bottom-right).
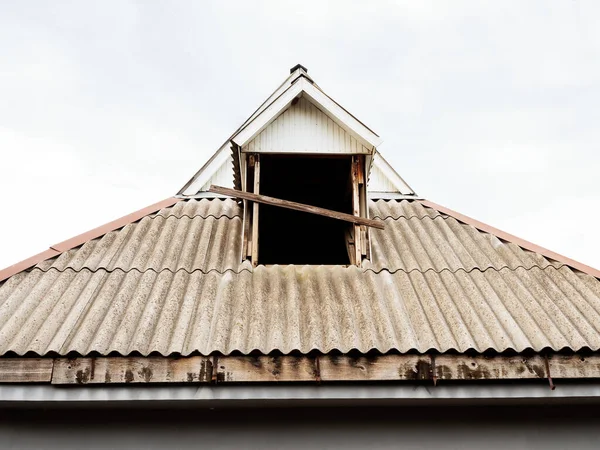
[
  {"x1": 3, "y1": 353, "x2": 600, "y2": 384},
  {"x1": 0, "y1": 197, "x2": 181, "y2": 283},
  {"x1": 420, "y1": 199, "x2": 600, "y2": 279},
  {"x1": 232, "y1": 78, "x2": 383, "y2": 150}
]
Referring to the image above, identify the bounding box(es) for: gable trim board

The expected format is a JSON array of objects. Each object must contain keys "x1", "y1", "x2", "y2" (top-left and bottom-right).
[
  {"x1": 243, "y1": 96, "x2": 372, "y2": 154},
  {"x1": 232, "y1": 77, "x2": 382, "y2": 151}
]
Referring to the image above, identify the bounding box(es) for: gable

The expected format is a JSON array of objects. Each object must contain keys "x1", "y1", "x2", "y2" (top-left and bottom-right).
[
  {"x1": 244, "y1": 96, "x2": 372, "y2": 154},
  {"x1": 178, "y1": 65, "x2": 415, "y2": 198}
]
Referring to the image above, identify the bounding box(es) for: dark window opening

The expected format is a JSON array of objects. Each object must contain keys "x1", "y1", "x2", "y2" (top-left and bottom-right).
[{"x1": 258, "y1": 155, "x2": 353, "y2": 265}]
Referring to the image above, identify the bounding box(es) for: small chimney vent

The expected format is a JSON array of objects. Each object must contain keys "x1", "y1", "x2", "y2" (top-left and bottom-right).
[{"x1": 290, "y1": 64, "x2": 308, "y2": 74}]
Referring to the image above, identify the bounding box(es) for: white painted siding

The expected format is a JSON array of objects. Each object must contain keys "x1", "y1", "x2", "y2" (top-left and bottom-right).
[
  {"x1": 199, "y1": 155, "x2": 234, "y2": 191},
  {"x1": 368, "y1": 162, "x2": 399, "y2": 193},
  {"x1": 367, "y1": 155, "x2": 415, "y2": 196},
  {"x1": 243, "y1": 96, "x2": 371, "y2": 154}
]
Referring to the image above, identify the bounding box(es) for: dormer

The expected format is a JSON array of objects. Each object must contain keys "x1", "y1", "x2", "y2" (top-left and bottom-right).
[{"x1": 179, "y1": 65, "x2": 417, "y2": 267}]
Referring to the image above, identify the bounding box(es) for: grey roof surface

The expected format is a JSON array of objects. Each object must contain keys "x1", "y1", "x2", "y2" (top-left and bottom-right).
[{"x1": 1, "y1": 199, "x2": 600, "y2": 356}]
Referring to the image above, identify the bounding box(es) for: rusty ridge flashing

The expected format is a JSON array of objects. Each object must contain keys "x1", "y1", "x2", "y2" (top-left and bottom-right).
[
  {"x1": 0, "y1": 197, "x2": 182, "y2": 283},
  {"x1": 419, "y1": 199, "x2": 600, "y2": 279},
  {"x1": 2, "y1": 354, "x2": 600, "y2": 385}
]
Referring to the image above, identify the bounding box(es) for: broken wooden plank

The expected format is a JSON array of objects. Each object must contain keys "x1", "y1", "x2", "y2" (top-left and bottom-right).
[
  {"x1": 0, "y1": 358, "x2": 53, "y2": 383},
  {"x1": 52, "y1": 357, "x2": 212, "y2": 385},
  {"x1": 209, "y1": 185, "x2": 385, "y2": 230},
  {"x1": 216, "y1": 356, "x2": 318, "y2": 382}
]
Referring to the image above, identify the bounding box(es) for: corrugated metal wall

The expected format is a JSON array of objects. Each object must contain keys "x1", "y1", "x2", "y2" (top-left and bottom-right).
[
  {"x1": 243, "y1": 96, "x2": 372, "y2": 154},
  {"x1": 0, "y1": 405, "x2": 598, "y2": 449}
]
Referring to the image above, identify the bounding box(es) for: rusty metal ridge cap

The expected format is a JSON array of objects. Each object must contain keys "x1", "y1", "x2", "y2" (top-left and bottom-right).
[
  {"x1": 419, "y1": 199, "x2": 600, "y2": 280},
  {"x1": 0, "y1": 197, "x2": 182, "y2": 283}
]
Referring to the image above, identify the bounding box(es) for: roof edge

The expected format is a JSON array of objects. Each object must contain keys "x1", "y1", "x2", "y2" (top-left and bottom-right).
[
  {"x1": 0, "y1": 197, "x2": 182, "y2": 283},
  {"x1": 420, "y1": 199, "x2": 600, "y2": 279}
]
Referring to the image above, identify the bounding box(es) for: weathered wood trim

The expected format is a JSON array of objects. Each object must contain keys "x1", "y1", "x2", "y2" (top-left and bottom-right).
[
  {"x1": 320, "y1": 355, "x2": 431, "y2": 381},
  {"x1": 216, "y1": 356, "x2": 318, "y2": 383},
  {"x1": 2, "y1": 354, "x2": 600, "y2": 384},
  {"x1": 0, "y1": 358, "x2": 53, "y2": 383},
  {"x1": 351, "y1": 156, "x2": 362, "y2": 265},
  {"x1": 251, "y1": 155, "x2": 260, "y2": 266},
  {"x1": 209, "y1": 185, "x2": 385, "y2": 229},
  {"x1": 547, "y1": 354, "x2": 600, "y2": 378},
  {"x1": 434, "y1": 355, "x2": 546, "y2": 380},
  {"x1": 52, "y1": 357, "x2": 212, "y2": 385}
]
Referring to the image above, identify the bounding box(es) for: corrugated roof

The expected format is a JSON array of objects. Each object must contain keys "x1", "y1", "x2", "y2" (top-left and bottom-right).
[
  {"x1": 1, "y1": 198, "x2": 600, "y2": 357},
  {"x1": 32, "y1": 199, "x2": 562, "y2": 275},
  {"x1": 1, "y1": 265, "x2": 599, "y2": 356}
]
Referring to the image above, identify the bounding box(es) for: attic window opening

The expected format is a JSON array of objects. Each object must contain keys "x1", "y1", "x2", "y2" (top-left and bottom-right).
[{"x1": 241, "y1": 154, "x2": 371, "y2": 266}]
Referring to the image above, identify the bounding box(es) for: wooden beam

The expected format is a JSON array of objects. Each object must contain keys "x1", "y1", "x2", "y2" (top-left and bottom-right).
[
  {"x1": 209, "y1": 185, "x2": 385, "y2": 230},
  {"x1": 251, "y1": 155, "x2": 261, "y2": 266},
  {"x1": 5, "y1": 353, "x2": 600, "y2": 384},
  {"x1": 0, "y1": 358, "x2": 53, "y2": 383},
  {"x1": 319, "y1": 355, "x2": 430, "y2": 381},
  {"x1": 351, "y1": 156, "x2": 362, "y2": 264},
  {"x1": 241, "y1": 155, "x2": 251, "y2": 260},
  {"x1": 52, "y1": 357, "x2": 212, "y2": 384},
  {"x1": 216, "y1": 356, "x2": 318, "y2": 382}
]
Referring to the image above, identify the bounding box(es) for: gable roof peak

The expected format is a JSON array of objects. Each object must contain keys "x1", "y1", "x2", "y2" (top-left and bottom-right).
[{"x1": 178, "y1": 66, "x2": 415, "y2": 197}]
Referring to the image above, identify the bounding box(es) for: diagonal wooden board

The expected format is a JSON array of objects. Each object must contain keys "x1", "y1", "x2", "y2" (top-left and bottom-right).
[{"x1": 209, "y1": 185, "x2": 385, "y2": 229}]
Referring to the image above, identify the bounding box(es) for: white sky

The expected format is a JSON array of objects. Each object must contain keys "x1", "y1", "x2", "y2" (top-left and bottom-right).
[{"x1": 1, "y1": 1, "x2": 599, "y2": 271}]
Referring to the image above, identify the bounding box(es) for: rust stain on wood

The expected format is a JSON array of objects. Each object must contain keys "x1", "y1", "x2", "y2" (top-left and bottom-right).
[
  {"x1": 3, "y1": 354, "x2": 600, "y2": 385},
  {"x1": 217, "y1": 355, "x2": 318, "y2": 382},
  {"x1": 52, "y1": 356, "x2": 212, "y2": 384}
]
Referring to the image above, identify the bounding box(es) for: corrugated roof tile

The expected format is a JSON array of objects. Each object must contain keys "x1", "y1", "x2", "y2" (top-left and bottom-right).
[
  {"x1": 2, "y1": 265, "x2": 600, "y2": 356},
  {"x1": 1, "y1": 198, "x2": 598, "y2": 357},
  {"x1": 36, "y1": 199, "x2": 560, "y2": 274}
]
